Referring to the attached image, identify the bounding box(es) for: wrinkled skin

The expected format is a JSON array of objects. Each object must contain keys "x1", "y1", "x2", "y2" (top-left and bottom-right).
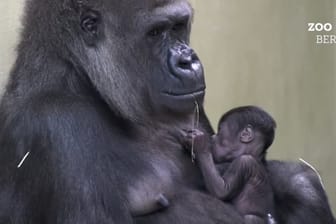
[{"x1": 0, "y1": 0, "x2": 335, "y2": 223}]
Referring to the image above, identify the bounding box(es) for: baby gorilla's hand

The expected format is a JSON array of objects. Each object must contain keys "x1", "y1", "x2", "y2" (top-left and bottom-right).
[{"x1": 181, "y1": 129, "x2": 209, "y2": 154}]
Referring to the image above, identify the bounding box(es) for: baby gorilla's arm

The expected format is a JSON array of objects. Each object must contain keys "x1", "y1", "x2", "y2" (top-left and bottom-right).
[
  {"x1": 197, "y1": 154, "x2": 254, "y2": 201},
  {"x1": 182, "y1": 129, "x2": 251, "y2": 200}
]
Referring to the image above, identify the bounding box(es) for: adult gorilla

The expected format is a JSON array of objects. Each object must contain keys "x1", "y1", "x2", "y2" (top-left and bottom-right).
[{"x1": 0, "y1": 0, "x2": 334, "y2": 223}]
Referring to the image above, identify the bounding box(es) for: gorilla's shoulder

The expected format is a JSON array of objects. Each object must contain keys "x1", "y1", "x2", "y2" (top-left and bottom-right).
[{"x1": 267, "y1": 159, "x2": 335, "y2": 224}]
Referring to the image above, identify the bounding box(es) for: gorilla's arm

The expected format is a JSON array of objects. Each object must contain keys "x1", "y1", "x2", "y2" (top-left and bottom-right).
[
  {"x1": 0, "y1": 97, "x2": 133, "y2": 224},
  {"x1": 267, "y1": 160, "x2": 336, "y2": 224}
]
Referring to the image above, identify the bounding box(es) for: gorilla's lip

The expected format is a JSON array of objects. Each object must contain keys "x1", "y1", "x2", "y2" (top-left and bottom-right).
[{"x1": 162, "y1": 86, "x2": 205, "y2": 97}]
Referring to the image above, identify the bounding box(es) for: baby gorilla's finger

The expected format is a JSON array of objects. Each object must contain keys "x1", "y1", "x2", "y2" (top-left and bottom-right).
[{"x1": 193, "y1": 129, "x2": 204, "y2": 136}]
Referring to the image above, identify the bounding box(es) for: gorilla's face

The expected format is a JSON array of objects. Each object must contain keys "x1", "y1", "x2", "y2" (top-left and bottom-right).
[
  {"x1": 139, "y1": 1, "x2": 205, "y2": 114},
  {"x1": 70, "y1": 0, "x2": 205, "y2": 120}
]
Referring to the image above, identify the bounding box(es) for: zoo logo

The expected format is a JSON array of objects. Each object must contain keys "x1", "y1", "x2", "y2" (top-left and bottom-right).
[
  {"x1": 307, "y1": 23, "x2": 333, "y2": 32},
  {"x1": 308, "y1": 23, "x2": 336, "y2": 44}
]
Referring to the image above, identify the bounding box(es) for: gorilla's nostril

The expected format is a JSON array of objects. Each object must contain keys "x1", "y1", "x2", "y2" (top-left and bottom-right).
[
  {"x1": 178, "y1": 61, "x2": 191, "y2": 69},
  {"x1": 191, "y1": 52, "x2": 199, "y2": 61},
  {"x1": 178, "y1": 55, "x2": 193, "y2": 68}
]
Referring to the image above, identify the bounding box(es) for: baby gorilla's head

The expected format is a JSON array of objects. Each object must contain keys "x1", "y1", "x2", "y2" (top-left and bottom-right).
[{"x1": 212, "y1": 106, "x2": 276, "y2": 162}]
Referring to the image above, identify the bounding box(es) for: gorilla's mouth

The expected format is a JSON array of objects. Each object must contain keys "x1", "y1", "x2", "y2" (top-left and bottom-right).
[{"x1": 162, "y1": 86, "x2": 205, "y2": 98}]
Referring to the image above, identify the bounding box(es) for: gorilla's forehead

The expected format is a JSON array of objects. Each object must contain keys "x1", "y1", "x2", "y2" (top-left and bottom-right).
[
  {"x1": 114, "y1": 0, "x2": 191, "y2": 11},
  {"x1": 110, "y1": 0, "x2": 193, "y2": 27},
  {"x1": 149, "y1": 0, "x2": 188, "y2": 7},
  {"x1": 136, "y1": 0, "x2": 193, "y2": 20},
  {"x1": 150, "y1": 1, "x2": 192, "y2": 18}
]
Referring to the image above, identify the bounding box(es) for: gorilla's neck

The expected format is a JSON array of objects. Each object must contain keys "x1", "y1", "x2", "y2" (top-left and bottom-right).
[{"x1": 135, "y1": 112, "x2": 196, "y2": 144}]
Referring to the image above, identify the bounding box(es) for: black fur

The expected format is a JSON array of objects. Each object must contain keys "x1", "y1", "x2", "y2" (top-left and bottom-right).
[{"x1": 0, "y1": 0, "x2": 334, "y2": 223}]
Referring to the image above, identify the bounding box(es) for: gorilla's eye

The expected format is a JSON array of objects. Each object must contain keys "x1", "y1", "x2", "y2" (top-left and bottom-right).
[
  {"x1": 172, "y1": 22, "x2": 187, "y2": 32},
  {"x1": 147, "y1": 25, "x2": 167, "y2": 38},
  {"x1": 80, "y1": 10, "x2": 101, "y2": 35},
  {"x1": 82, "y1": 17, "x2": 98, "y2": 33}
]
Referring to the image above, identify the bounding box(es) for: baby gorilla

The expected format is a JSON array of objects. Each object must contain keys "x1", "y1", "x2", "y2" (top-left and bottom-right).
[{"x1": 183, "y1": 106, "x2": 277, "y2": 224}]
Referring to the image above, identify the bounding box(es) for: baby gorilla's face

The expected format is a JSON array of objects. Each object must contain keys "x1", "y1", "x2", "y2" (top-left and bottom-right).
[{"x1": 212, "y1": 122, "x2": 246, "y2": 162}]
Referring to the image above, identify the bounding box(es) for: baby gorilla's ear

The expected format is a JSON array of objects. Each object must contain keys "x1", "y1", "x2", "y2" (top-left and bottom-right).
[{"x1": 240, "y1": 125, "x2": 254, "y2": 143}]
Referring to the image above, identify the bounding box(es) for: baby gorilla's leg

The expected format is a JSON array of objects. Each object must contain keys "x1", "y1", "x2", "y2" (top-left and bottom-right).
[{"x1": 244, "y1": 214, "x2": 267, "y2": 224}]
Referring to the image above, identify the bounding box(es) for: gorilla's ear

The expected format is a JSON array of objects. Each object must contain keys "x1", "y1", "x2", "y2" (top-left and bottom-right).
[
  {"x1": 240, "y1": 125, "x2": 254, "y2": 143},
  {"x1": 80, "y1": 9, "x2": 102, "y2": 46}
]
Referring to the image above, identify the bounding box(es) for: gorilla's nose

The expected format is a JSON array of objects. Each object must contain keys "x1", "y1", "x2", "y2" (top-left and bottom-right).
[
  {"x1": 168, "y1": 44, "x2": 203, "y2": 79},
  {"x1": 178, "y1": 47, "x2": 195, "y2": 69}
]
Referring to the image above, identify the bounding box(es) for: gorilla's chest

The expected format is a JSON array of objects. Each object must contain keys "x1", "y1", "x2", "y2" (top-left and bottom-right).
[
  {"x1": 124, "y1": 137, "x2": 194, "y2": 214},
  {"x1": 126, "y1": 146, "x2": 180, "y2": 191}
]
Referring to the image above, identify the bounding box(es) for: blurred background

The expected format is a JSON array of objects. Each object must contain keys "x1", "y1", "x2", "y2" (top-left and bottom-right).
[{"x1": 0, "y1": 0, "x2": 335, "y2": 214}]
